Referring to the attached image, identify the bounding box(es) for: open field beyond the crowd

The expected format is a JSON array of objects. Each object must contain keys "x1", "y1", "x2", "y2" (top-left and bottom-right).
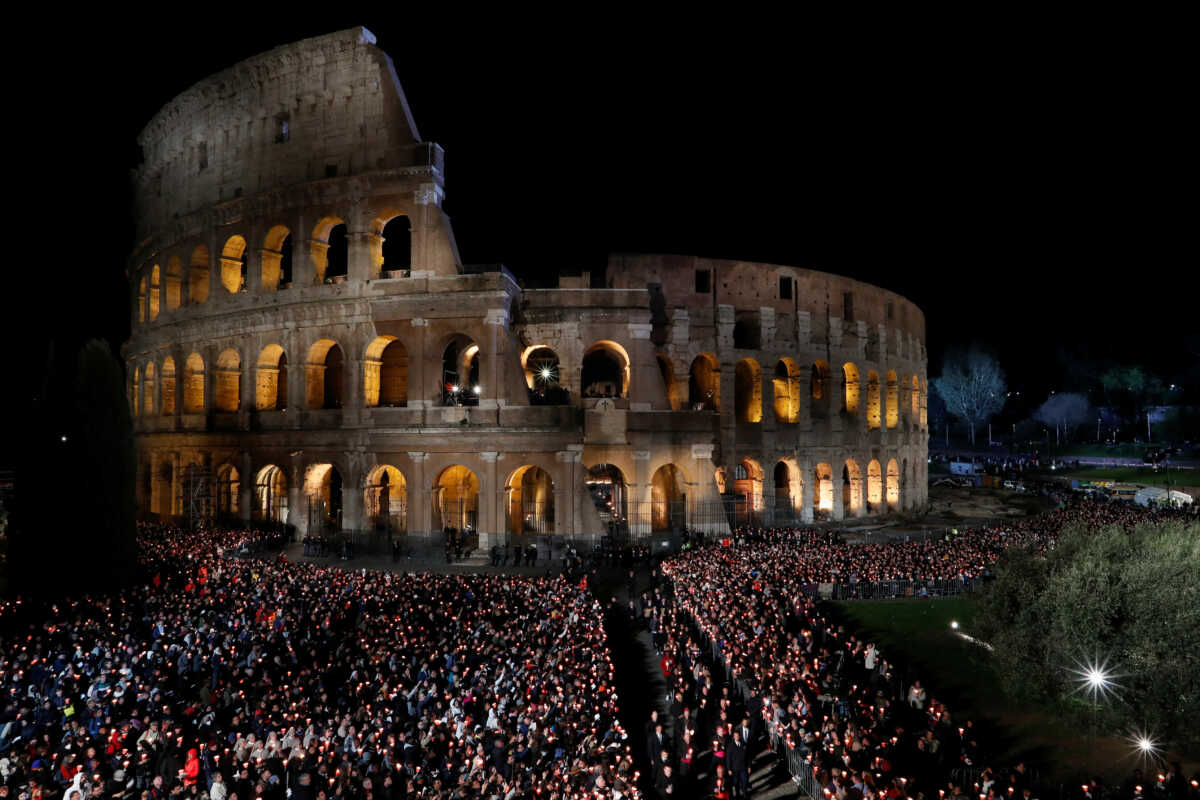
[
  {"x1": 1057, "y1": 466, "x2": 1199, "y2": 492},
  {"x1": 835, "y1": 599, "x2": 1198, "y2": 790}
]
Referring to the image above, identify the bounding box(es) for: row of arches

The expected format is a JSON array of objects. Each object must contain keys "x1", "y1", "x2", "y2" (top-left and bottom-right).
[
  {"x1": 135, "y1": 213, "x2": 413, "y2": 324},
  {"x1": 715, "y1": 456, "x2": 909, "y2": 520}
]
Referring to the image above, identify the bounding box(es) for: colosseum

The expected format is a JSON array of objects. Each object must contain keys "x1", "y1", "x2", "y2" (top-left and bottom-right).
[{"x1": 123, "y1": 27, "x2": 929, "y2": 550}]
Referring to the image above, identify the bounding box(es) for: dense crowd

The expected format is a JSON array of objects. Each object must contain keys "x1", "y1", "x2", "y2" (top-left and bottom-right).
[
  {"x1": 721, "y1": 496, "x2": 1197, "y2": 585},
  {"x1": 654, "y1": 500, "x2": 1200, "y2": 800},
  {"x1": 0, "y1": 524, "x2": 641, "y2": 800}
]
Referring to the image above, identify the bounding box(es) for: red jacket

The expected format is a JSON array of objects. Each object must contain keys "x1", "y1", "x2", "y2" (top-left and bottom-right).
[{"x1": 183, "y1": 749, "x2": 200, "y2": 786}]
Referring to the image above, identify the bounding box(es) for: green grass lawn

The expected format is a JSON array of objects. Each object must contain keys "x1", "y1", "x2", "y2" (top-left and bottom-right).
[
  {"x1": 834, "y1": 599, "x2": 1154, "y2": 786},
  {"x1": 1057, "y1": 466, "x2": 1195, "y2": 488}
]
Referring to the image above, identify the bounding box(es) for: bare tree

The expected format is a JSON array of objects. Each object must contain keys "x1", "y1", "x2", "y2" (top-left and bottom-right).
[
  {"x1": 933, "y1": 347, "x2": 1006, "y2": 447},
  {"x1": 1034, "y1": 392, "x2": 1092, "y2": 445}
]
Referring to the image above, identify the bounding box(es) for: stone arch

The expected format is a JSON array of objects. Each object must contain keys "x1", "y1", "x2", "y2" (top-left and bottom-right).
[
  {"x1": 215, "y1": 348, "x2": 241, "y2": 412},
  {"x1": 505, "y1": 465, "x2": 555, "y2": 534},
  {"x1": 143, "y1": 362, "x2": 156, "y2": 416},
  {"x1": 254, "y1": 464, "x2": 288, "y2": 522},
  {"x1": 522, "y1": 345, "x2": 567, "y2": 405},
  {"x1": 365, "y1": 464, "x2": 407, "y2": 533},
  {"x1": 364, "y1": 336, "x2": 408, "y2": 407},
  {"x1": 773, "y1": 358, "x2": 801, "y2": 423},
  {"x1": 220, "y1": 235, "x2": 246, "y2": 294},
  {"x1": 810, "y1": 360, "x2": 830, "y2": 419},
  {"x1": 843, "y1": 363, "x2": 861, "y2": 415},
  {"x1": 261, "y1": 225, "x2": 292, "y2": 291},
  {"x1": 311, "y1": 216, "x2": 347, "y2": 283},
  {"x1": 148, "y1": 265, "x2": 161, "y2": 321},
  {"x1": 164, "y1": 257, "x2": 182, "y2": 311},
  {"x1": 688, "y1": 353, "x2": 720, "y2": 411},
  {"x1": 183, "y1": 352, "x2": 205, "y2": 413},
  {"x1": 843, "y1": 459, "x2": 863, "y2": 515},
  {"x1": 732, "y1": 458, "x2": 764, "y2": 523},
  {"x1": 137, "y1": 277, "x2": 147, "y2": 323},
  {"x1": 216, "y1": 463, "x2": 240, "y2": 517},
  {"x1": 586, "y1": 463, "x2": 627, "y2": 529},
  {"x1": 441, "y1": 334, "x2": 481, "y2": 404},
  {"x1": 372, "y1": 209, "x2": 411, "y2": 276},
  {"x1": 189, "y1": 245, "x2": 211, "y2": 305},
  {"x1": 581, "y1": 340, "x2": 630, "y2": 399},
  {"x1": 255, "y1": 344, "x2": 288, "y2": 411},
  {"x1": 773, "y1": 459, "x2": 803, "y2": 523},
  {"x1": 866, "y1": 370, "x2": 881, "y2": 430},
  {"x1": 887, "y1": 458, "x2": 900, "y2": 511},
  {"x1": 734, "y1": 359, "x2": 763, "y2": 423},
  {"x1": 433, "y1": 464, "x2": 479, "y2": 532},
  {"x1": 867, "y1": 458, "x2": 883, "y2": 508},
  {"x1": 306, "y1": 339, "x2": 344, "y2": 409},
  {"x1": 650, "y1": 463, "x2": 688, "y2": 532},
  {"x1": 886, "y1": 370, "x2": 899, "y2": 429},
  {"x1": 304, "y1": 463, "x2": 343, "y2": 530},
  {"x1": 814, "y1": 462, "x2": 834, "y2": 518},
  {"x1": 657, "y1": 354, "x2": 682, "y2": 411},
  {"x1": 160, "y1": 356, "x2": 176, "y2": 415}
]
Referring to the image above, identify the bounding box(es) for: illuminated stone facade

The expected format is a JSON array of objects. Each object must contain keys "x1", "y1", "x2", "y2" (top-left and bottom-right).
[{"x1": 123, "y1": 27, "x2": 928, "y2": 544}]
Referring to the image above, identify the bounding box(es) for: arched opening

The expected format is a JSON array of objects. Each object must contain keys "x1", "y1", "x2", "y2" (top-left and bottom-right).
[
  {"x1": 843, "y1": 363, "x2": 861, "y2": 415},
  {"x1": 215, "y1": 349, "x2": 241, "y2": 412},
  {"x1": 380, "y1": 215, "x2": 411, "y2": 274},
  {"x1": 811, "y1": 361, "x2": 830, "y2": 419},
  {"x1": 137, "y1": 277, "x2": 147, "y2": 323},
  {"x1": 442, "y1": 335, "x2": 480, "y2": 405},
  {"x1": 311, "y1": 216, "x2": 347, "y2": 284},
  {"x1": 505, "y1": 465, "x2": 555, "y2": 534},
  {"x1": 773, "y1": 358, "x2": 801, "y2": 423},
  {"x1": 254, "y1": 465, "x2": 288, "y2": 522},
  {"x1": 160, "y1": 357, "x2": 176, "y2": 415},
  {"x1": 714, "y1": 466, "x2": 727, "y2": 495},
  {"x1": 688, "y1": 353, "x2": 720, "y2": 411},
  {"x1": 867, "y1": 459, "x2": 883, "y2": 509},
  {"x1": 732, "y1": 459, "x2": 763, "y2": 524},
  {"x1": 304, "y1": 464, "x2": 343, "y2": 531},
  {"x1": 734, "y1": 359, "x2": 763, "y2": 423},
  {"x1": 164, "y1": 258, "x2": 182, "y2": 311},
  {"x1": 814, "y1": 462, "x2": 834, "y2": 518},
  {"x1": 143, "y1": 363, "x2": 156, "y2": 416},
  {"x1": 522, "y1": 345, "x2": 566, "y2": 405},
  {"x1": 216, "y1": 464, "x2": 240, "y2": 517},
  {"x1": 261, "y1": 226, "x2": 292, "y2": 291},
  {"x1": 131, "y1": 366, "x2": 140, "y2": 416},
  {"x1": 365, "y1": 464, "x2": 407, "y2": 533},
  {"x1": 886, "y1": 370, "x2": 899, "y2": 429},
  {"x1": 586, "y1": 463, "x2": 627, "y2": 533},
  {"x1": 651, "y1": 463, "x2": 687, "y2": 532},
  {"x1": 433, "y1": 464, "x2": 478, "y2": 534},
  {"x1": 911, "y1": 376, "x2": 920, "y2": 424},
  {"x1": 887, "y1": 459, "x2": 900, "y2": 511},
  {"x1": 306, "y1": 339, "x2": 344, "y2": 409},
  {"x1": 656, "y1": 354, "x2": 681, "y2": 410},
  {"x1": 866, "y1": 370, "x2": 881, "y2": 430},
  {"x1": 220, "y1": 236, "x2": 246, "y2": 293},
  {"x1": 581, "y1": 340, "x2": 629, "y2": 399},
  {"x1": 148, "y1": 265, "x2": 161, "y2": 321},
  {"x1": 183, "y1": 353, "x2": 205, "y2": 413},
  {"x1": 256, "y1": 345, "x2": 288, "y2": 411},
  {"x1": 189, "y1": 245, "x2": 210, "y2": 305},
  {"x1": 364, "y1": 336, "x2": 408, "y2": 407},
  {"x1": 773, "y1": 460, "x2": 803, "y2": 523},
  {"x1": 843, "y1": 459, "x2": 863, "y2": 515}
]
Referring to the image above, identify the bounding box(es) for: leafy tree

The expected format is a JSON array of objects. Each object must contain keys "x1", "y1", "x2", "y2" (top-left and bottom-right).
[
  {"x1": 1034, "y1": 392, "x2": 1092, "y2": 445},
  {"x1": 932, "y1": 347, "x2": 1006, "y2": 446},
  {"x1": 976, "y1": 519, "x2": 1200, "y2": 753}
]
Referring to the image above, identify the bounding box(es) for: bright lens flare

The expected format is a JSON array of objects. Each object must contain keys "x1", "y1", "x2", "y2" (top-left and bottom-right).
[
  {"x1": 1128, "y1": 730, "x2": 1162, "y2": 766},
  {"x1": 1069, "y1": 657, "x2": 1122, "y2": 703}
]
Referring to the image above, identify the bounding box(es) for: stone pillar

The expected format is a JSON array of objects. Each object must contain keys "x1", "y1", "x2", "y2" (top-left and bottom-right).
[
  {"x1": 410, "y1": 318, "x2": 428, "y2": 409},
  {"x1": 690, "y1": 443, "x2": 726, "y2": 534},
  {"x1": 799, "y1": 457, "x2": 815, "y2": 524},
  {"x1": 832, "y1": 469, "x2": 845, "y2": 522},
  {"x1": 480, "y1": 452, "x2": 499, "y2": 549},
  {"x1": 347, "y1": 230, "x2": 375, "y2": 283},
  {"x1": 287, "y1": 459, "x2": 303, "y2": 535},
  {"x1": 631, "y1": 450, "x2": 652, "y2": 536},
  {"x1": 239, "y1": 451, "x2": 253, "y2": 523},
  {"x1": 341, "y1": 472, "x2": 363, "y2": 532},
  {"x1": 484, "y1": 308, "x2": 509, "y2": 407},
  {"x1": 554, "y1": 450, "x2": 579, "y2": 538},
  {"x1": 408, "y1": 452, "x2": 430, "y2": 535},
  {"x1": 171, "y1": 452, "x2": 182, "y2": 515},
  {"x1": 626, "y1": 323, "x2": 659, "y2": 410}
]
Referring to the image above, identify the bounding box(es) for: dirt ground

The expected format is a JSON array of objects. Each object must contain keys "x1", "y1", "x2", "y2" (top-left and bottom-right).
[{"x1": 840, "y1": 485, "x2": 1054, "y2": 543}]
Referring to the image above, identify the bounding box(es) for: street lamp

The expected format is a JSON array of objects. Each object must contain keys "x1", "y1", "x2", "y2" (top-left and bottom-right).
[{"x1": 1071, "y1": 658, "x2": 1120, "y2": 774}]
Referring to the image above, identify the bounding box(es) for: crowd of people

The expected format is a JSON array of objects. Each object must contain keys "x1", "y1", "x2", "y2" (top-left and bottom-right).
[
  {"x1": 0, "y1": 524, "x2": 641, "y2": 800},
  {"x1": 652, "y1": 500, "x2": 1200, "y2": 800}
]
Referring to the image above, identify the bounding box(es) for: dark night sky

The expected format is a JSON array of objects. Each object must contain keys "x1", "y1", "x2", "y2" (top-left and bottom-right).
[{"x1": 17, "y1": 13, "x2": 1193, "y2": 415}]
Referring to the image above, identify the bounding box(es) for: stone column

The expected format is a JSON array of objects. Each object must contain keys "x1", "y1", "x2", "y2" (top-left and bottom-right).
[
  {"x1": 287, "y1": 458, "x2": 303, "y2": 535},
  {"x1": 689, "y1": 443, "x2": 726, "y2": 534},
  {"x1": 799, "y1": 457, "x2": 815, "y2": 524},
  {"x1": 626, "y1": 323, "x2": 659, "y2": 410},
  {"x1": 347, "y1": 231, "x2": 375, "y2": 282},
  {"x1": 239, "y1": 451, "x2": 253, "y2": 522},
  {"x1": 341, "y1": 467, "x2": 363, "y2": 532},
  {"x1": 832, "y1": 467, "x2": 845, "y2": 522},
  {"x1": 410, "y1": 318, "x2": 428, "y2": 410},
  {"x1": 171, "y1": 452, "x2": 182, "y2": 516},
  {"x1": 631, "y1": 449, "x2": 652, "y2": 537},
  {"x1": 480, "y1": 452, "x2": 499, "y2": 549},
  {"x1": 483, "y1": 308, "x2": 509, "y2": 408},
  {"x1": 554, "y1": 450, "x2": 579, "y2": 538},
  {"x1": 408, "y1": 452, "x2": 430, "y2": 536}
]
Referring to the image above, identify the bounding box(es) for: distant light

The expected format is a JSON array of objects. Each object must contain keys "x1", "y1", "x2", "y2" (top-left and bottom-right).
[
  {"x1": 60, "y1": 435, "x2": 68, "y2": 442},
  {"x1": 473, "y1": 385, "x2": 482, "y2": 395},
  {"x1": 451, "y1": 385, "x2": 460, "y2": 393},
  {"x1": 540, "y1": 367, "x2": 552, "y2": 380},
  {"x1": 950, "y1": 620, "x2": 959, "y2": 630}
]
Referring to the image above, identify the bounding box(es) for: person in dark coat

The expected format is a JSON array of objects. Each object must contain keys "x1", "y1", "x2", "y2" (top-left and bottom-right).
[{"x1": 726, "y1": 730, "x2": 749, "y2": 798}]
